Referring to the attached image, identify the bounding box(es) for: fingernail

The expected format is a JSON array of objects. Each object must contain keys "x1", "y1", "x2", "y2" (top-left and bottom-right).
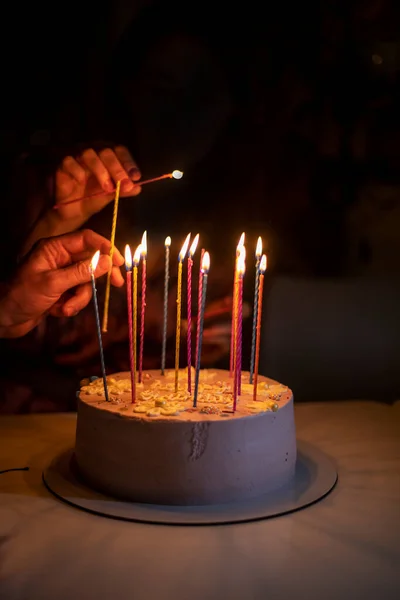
[
  {"x1": 128, "y1": 167, "x2": 141, "y2": 180},
  {"x1": 121, "y1": 178, "x2": 135, "y2": 192},
  {"x1": 65, "y1": 307, "x2": 78, "y2": 317}
]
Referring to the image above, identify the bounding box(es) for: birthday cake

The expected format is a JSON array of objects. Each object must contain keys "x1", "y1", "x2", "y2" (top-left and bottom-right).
[{"x1": 74, "y1": 368, "x2": 296, "y2": 506}]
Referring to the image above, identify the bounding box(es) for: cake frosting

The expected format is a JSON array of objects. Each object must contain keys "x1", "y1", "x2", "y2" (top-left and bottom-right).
[{"x1": 74, "y1": 369, "x2": 296, "y2": 505}]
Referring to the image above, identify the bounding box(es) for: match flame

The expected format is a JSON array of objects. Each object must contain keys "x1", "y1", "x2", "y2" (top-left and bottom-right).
[
  {"x1": 237, "y1": 245, "x2": 246, "y2": 276},
  {"x1": 260, "y1": 254, "x2": 267, "y2": 273},
  {"x1": 89, "y1": 250, "x2": 100, "y2": 273},
  {"x1": 172, "y1": 170, "x2": 183, "y2": 179},
  {"x1": 165, "y1": 236, "x2": 171, "y2": 247},
  {"x1": 256, "y1": 236, "x2": 262, "y2": 259},
  {"x1": 179, "y1": 233, "x2": 191, "y2": 262},
  {"x1": 125, "y1": 245, "x2": 132, "y2": 269},
  {"x1": 133, "y1": 244, "x2": 142, "y2": 266},
  {"x1": 141, "y1": 231, "x2": 147, "y2": 256},
  {"x1": 189, "y1": 233, "x2": 199, "y2": 257},
  {"x1": 201, "y1": 251, "x2": 210, "y2": 273}
]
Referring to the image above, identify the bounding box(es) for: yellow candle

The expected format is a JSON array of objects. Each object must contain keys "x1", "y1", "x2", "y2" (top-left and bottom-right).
[
  {"x1": 102, "y1": 180, "x2": 121, "y2": 332},
  {"x1": 132, "y1": 244, "x2": 141, "y2": 386},
  {"x1": 175, "y1": 233, "x2": 191, "y2": 393},
  {"x1": 230, "y1": 232, "x2": 245, "y2": 377}
]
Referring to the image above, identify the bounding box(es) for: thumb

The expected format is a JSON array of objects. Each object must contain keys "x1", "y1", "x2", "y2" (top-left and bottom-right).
[{"x1": 50, "y1": 254, "x2": 111, "y2": 295}]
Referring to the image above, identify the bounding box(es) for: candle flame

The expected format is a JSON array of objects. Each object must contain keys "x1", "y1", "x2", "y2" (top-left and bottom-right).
[
  {"x1": 179, "y1": 233, "x2": 191, "y2": 261},
  {"x1": 256, "y1": 236, "x2": 262, "y2": 259},
  {"x1": 237, "y1": 246, "x2": 246, "y2": 276},
  {"x1": 165, "y1": 236, "x2": 171, "y2": 247},
  {"x1": 172, "y1": 170, "x2": 183, "y2": 179},
  {"x1": 237, "y1": 232, "x2": 245, "y2": 251},
  {"x1": 201, "y1": 251, "x2": 210, "y2": 273},
  {"x1": 260, "y1": 254, "x2": 267, "y2": 273},
  {"x1": 133, "y1": 244, "x2": 142, "y2": 266},
  {"x1": 141, "y1": 231, "x2": 147, "y2": 256},
  {"x1": 189, "y1": 233, "x2": 199, "y2": 257},
  {"x1": 125, "y1": 244, "x2": 132, "y2": 269},
  {"x1": 89, "y1": 250, "x2": 100, "y2": 273}
]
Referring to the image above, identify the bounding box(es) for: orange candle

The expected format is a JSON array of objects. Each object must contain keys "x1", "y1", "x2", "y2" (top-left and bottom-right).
[{"x1": 253, "y1": 254, "x2": 267, "y2": 401}]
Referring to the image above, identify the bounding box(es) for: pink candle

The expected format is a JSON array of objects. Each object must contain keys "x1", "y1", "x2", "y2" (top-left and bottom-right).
[
  {"x1": 124, "y1": 245, "x2": 135, "y2": 403},
  {"x1": 230, "y1": 233, "x2": 245, "y2": 377},
  {"x1": 187, "y1": 234, "x2": 199, "y2": 393},
  {"x1": 138, "y1": 231, "x2": 147, "y2": 383},
  {"x1": 195, "y1": 247, "x2": 205, "y2": 371}
]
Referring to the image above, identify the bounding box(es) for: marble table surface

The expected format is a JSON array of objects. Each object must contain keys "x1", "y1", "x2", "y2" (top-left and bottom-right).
[{"x1": 0, "y1": 400, "x2": 399, "y2": 600}]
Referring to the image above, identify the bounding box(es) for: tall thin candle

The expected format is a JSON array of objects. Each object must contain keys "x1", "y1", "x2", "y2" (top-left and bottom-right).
[
  {"x1": 230, "y1": 233, "x2": 245, "y2": 377},
  {"x1": 250, "y1": 236, "x2": 262, "y2": 383},
  {"x1": 161, "y1": 236, "x2": 171, "y2": 375},
  {"x1": 132, "y1": 244, "x2": 141, "y2": 401},
  {"x1": 102, "y1": 180, "x2": 121, "y2": 332},
  {"x1": 175, "y1": 233, "x2": 191, "y2": 393},
  {"x1": 89, "y1": 251, "x2": 110, "y2": 402},
  {"x1": 125, "y1": 245, "x2": 135, "y2": 403},
  {"x1": 233, "y1": 247, "x2": 245, "y2": 411},
  {"x1": 193, "y1": 252, "x2": 210, "y2": 407},
  {"x1": 187, "y1": 233, "x2": 199, "y2": 393},
  {"x1": 138, "y1": 231, "x2": 147, "y2": 383},
  {"x1": 253, "y1": 255, "x2": 267, "y2": 401},
  {"x1": 195, "y1": 248, "x2": 205, "y2": 370}
]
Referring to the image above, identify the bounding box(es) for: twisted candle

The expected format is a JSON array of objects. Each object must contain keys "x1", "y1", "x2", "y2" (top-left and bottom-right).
[
  {"x1": 175, "y1": 233, "x2": 191, "y2": 393},
  {"x1": 195, "y1": 248, "x2": 205, "y2": 370},
  {"x1": 125, "y1": 246, "x2": 135, "y2": 403},
  {"x1": 187, "y1": 234, "x2": 199, "y2": 394},
  {"x1": 253, "y1": 255, "x2": 267, "y2": 401},
  {"x1": 138, "y1": 231, "x2": 147, "y2": 383},
  {"x1": 102, "y1": 180, "x2": 121, "y2": 333},
  {"x1": 233, "y1": 248, "x2": 245, "y2": 411},
  {"x1": 161, "y1": 237, "x2": 171, "y2": 375},
  {"x1": 193, "y1": 252, "x2": 210, "y2": 407},
  {"x1": 89, "y1": 251, "x2": 109, "y2": 402},
  {"x1": 230, "y1": 233, "x2": 245, "y2": 377},
  {"x1": 132, "y1": 245, "x2": 141, "y2": 401},
  {"x1": 250, "y1": 237, "x2": 262, "y2": 383}
]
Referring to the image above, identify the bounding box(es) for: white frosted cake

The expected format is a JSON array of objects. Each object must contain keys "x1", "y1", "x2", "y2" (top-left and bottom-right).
[{"x1": 74, "y1": 369, "x2": 296, "y2": 506}]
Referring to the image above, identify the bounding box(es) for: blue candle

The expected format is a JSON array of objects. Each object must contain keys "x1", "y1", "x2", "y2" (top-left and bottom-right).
[
  {"x1": 249, "y1": 237, "x2": 262, "y2": 383},
  {"x1": 193, "y1": 252, "x2": 210, "y2": 407},
  {"x1": 89, "y1": 251, "x2": 110, "y2": 402}
]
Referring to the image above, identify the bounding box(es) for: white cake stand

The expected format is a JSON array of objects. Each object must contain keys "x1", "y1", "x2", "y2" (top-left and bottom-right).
[{"x1": 42, "y1": 440, "x2": 338, "y2": 525}]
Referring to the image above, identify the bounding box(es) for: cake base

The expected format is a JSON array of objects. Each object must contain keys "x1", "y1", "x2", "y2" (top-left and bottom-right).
[{"x1": 42, "y1": 441, "x2": 337, "y2": 525}]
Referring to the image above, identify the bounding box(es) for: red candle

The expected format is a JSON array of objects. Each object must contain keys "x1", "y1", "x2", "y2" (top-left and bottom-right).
[
  {"x1": 138, "y1": 231, "x2": 147, "y2": 383},
  {"x1": 230, "y1": 233, "x2": 245, "y2": 377},
  {"x1": 195, "y1": 248, "x2": 205, "y2": 371},
  {"x1": 124, "y1": 245, "x2": 135, "y2": 403},
  {"x1": 253, "y1": 255, "x2": 267, "y2": 401},
  {"x1": 187, "y1": 234, "x2": 199, "y2": 393},
  {"x1": 233, "y1": 246, "x2": 246, "y2": 410}
]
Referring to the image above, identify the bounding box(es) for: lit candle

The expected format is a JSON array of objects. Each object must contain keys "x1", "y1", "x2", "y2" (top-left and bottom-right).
[
  {"x1": 102, "y1": 180, "x2": 121, "y2": 333},
  {"x1": 187, "y1": 233, "x2": 199, "y2": 394},
  {"x1": 138, "y1": 231, "x2": 147, "y2": 383},
  {"x1": 195, "y1": 248, "x2": 205, "y2": 371},
  {"x1": 161, "y1": 236, "x2": 171, "y2": 375},
  {"x1": 233, "y1": 246, "x2": 246, "y2": 411},
  {"x1": 253, "y1": 254, "x2": 267, "y2": 401},
  {"x1": 125, "y1": 245, "x2": 135, "y2": 403},
  {"x1": 230, "y1": 233, "x2": 245, "y2": 377},
  {"x1": 249, "y1": 236, "x2": 262, "y2": 383},
  {"x1": 132, "y1": 244, "x2": 141, "y2": 401},
  {"x1": 175, "y1": 233, "x2": 191, "y2": 393},
  {"x1": 193, "y1": 251, "x2": 210, "y2": 407},
  {"x1": 89, "y1": 251, "x2": 110, "y2": 402}
]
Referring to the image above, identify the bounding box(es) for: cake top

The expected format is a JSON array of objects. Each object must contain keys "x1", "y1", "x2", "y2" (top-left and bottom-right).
[{"x1": 78, "y1": 369, "x2": 292, "y2": 422}]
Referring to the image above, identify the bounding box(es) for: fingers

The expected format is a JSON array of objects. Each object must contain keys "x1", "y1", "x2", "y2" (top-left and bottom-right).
[
  {"x1": 79, "y1": 148, "x2": 115, "y2": 194},
  {"x1": 60, "y1": 155, "x2": 87, "y2": 186},
  {"x1": 115, "y1": 145, "x2": 141, "y2": 181},
  {"x1": 97, "y1": 147, "x2": 135, "y2": 195},
  {"x1": 110, "y1": 265, "x2": 125, "y2": 287},
  {"x1": 49, "y1": 253, "x2": 111, "y2": 295},
  {"x1": 62, "y1": 283, "x2": 93, "y2": 317},
  {"x1": 78, "y1": 146, "x2": 141, "y2": 197}
]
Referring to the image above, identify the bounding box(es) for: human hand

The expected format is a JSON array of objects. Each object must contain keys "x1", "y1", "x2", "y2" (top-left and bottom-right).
[
  {"x1": 0, "y1": 229, "x2": 124, "y2": 339},
  {"x1": 54, "y1": 144, "x2": 142, "y2": 223}
]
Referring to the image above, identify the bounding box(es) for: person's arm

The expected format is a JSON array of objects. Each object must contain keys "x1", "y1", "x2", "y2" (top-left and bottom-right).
[
  {"x1": 20, "y1": 145, "x2": 142, "y2": 257},
  {"x1": 0, "y1": 229, "x2": 124, "y2": 339}
]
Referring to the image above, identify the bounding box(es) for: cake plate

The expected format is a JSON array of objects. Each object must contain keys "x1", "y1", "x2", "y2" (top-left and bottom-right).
[{"x1": 42, "y1": 440, "x2": 338, "y2": 526}]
